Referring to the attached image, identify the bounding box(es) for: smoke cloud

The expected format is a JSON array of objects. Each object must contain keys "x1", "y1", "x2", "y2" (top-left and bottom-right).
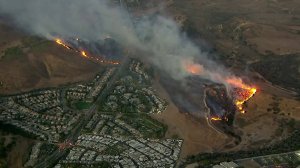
[{"x1": 0, "y1": 0, "x2": 234, "y2": 83}]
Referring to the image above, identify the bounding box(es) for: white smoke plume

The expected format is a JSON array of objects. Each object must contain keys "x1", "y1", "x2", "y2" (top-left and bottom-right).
[{"x1": 0, "y1": 0, "x2": 234, "y2": 83}]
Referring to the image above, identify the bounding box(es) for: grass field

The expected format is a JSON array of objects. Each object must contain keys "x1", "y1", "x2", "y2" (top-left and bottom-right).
[
  {"x1": 120, "y1": 113, "x2": 167, "y2": 139},
  {"x1": 74, "y1": 101, "x2": 92, "y2": 110}
]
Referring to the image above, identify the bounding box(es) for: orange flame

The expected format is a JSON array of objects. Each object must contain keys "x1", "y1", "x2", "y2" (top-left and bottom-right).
[
  {"x1": 54, "y1": 38, "x2": 121, "y2": 65},
  {"x1": 183, "y1": 61, "x2": 204, "y2": 75},
  {"x1": 55, "y1": 39, "x2": 71, "y2": 49},
  {"x1": 226, "y1": 77, "x2": 256, "y2": 113},
  {"x1": 81, "y1": 51, "x2": 88, "y2": 57},
  {"x1": 211, "y1": 117, "x2": 222, "y2": 121},
  {"x1": 182, "y1": 61, "x2": 257, "y2": 114},
  {"x1": 235, "y1": 87, "x2": 256, "y2": 113}
]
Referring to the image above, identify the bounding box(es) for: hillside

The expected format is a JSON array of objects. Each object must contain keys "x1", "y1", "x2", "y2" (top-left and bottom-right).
[
  {"x1": 169, "y1": 0, "x2": 300, "y2": 93},
  {"x1": 0, "y1": 23, "x2": 104, "y2": 94}
]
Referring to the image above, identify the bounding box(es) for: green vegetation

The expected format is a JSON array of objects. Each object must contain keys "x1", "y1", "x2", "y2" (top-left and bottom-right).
[
  {"x1": 22, "y1": 37, "x2": 45, "y2": 47},
  {"x1": 22, "y1": 36, "x2": 51, "y2": 52},
  {"x1": 102, "y1": 143, "x2": 127, "y2": 156},
  {"x1": 119, "y1": 104, "x2": 138, "y2": 114},
  {"x1": 100, "y1": 85, "x2": 152, "y2": 113},
  {"x1": 74, "y1": 101, "x2": 92, "y2": 110},
  {"x1": 37, "y1": 143, "x2": 58, "y2": 159},
  {"x1": 30, "y1": 41, "x2": 53, "y2": 52},
  {"x1": 0, "y1": 135, "x2": 17, "y2": 168},
  {"x1": 121, "y1": 113, "x2": 167, "y2": 139},
  {"x1": 2, "y1": 46, "x2": 24, "y2": 60},
  {"x1": 0, "y1": 138, "x2": 8, "y2": 168},
  {"x1": 0, "y1": 123, "x2": 37, "y2": 139}
]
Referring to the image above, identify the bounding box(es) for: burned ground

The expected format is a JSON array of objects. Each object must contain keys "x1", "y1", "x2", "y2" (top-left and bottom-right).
[
  {"x1": 163, "y1": 0, "x2": 300, "y2": 157},
  {"x1": 0, "y1": 0, "x2": 299, "y2": 166}
]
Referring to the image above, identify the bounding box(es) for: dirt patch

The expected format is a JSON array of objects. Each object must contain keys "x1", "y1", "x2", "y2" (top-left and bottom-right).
[
  {"x1": 151, "y1": 80, "x2": 229, "y2": 157},
  {"x1": 232, "y1": 90, "x2": 300, "y2": 151}
]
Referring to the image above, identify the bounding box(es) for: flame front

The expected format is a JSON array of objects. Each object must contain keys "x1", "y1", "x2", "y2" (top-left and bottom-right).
[
  {"x1": 182, "y1": 61, "x2": 257, "y2": 114},
  {"x1": 55, "y1": 39, "x2": 71, "y2": 50},
  {"x1": 211, "y1": 117, "x2": 222, "y2": 121},
  {"x1": 234, "y1": 87, "x2": 256, "y2": 113},
  {"x1": 226, "y1": 78, "x2": 257, "y2": 113},
  {"x1": 54, "y1": 38, "x2": 120, "y2": 65},
  {"x1": 81, "y1": 51, "x2": 88, "y2": 57}
]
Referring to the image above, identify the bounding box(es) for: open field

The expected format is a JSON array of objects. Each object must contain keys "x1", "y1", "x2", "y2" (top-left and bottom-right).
[
  {"x1": 0, "y1": 23, "x2": 105, "y2": 95},
  {"x1": 232, "y1": 90, "x2": 299, "y2": 151},
  {"x1": 160, "y1": 0, "x2": 300, "y2": 160},
  {"x1": 0, "y1": 0, "x2": 300, "y2": 167},
  {"x1": 168, "y1": 0, "x2": 300, "y2": 93}
]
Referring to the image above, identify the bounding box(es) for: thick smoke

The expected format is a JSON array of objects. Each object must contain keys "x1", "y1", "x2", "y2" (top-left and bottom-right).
[{"x1": 0, "y1": 0, "x2": 234, "y2": 83}]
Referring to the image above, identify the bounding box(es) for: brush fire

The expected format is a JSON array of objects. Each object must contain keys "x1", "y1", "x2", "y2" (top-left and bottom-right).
[
  {"x1": 184, "y1": 61, "x2": 257, "y2": 117},
  {"x1": 226, "y1": 78, "x2": 257, "y2": 114},
  {"x1": 211, "y1": 117, "x2": 222, "y2": 121},
  {"x1": 54, "y1": 38, "x2": 119, "y2": 65},
  {"x1": 81, "y1": 51, "x2": 88, "y2": 57},
  {"x1": 55, "y1": 39, "x2": 71, "y2": 50}
]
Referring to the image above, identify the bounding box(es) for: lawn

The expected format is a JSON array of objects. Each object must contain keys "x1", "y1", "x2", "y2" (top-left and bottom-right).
[
  {"x1": 120, "y1": 113, "x2": 167, "y2": 139},
  {"x1": 74, "y1": 101, "x2": 92, "y2": 110}
]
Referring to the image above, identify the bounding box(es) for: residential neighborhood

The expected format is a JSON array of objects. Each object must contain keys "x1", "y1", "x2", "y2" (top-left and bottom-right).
[
  {"x1": 0, "y1": 60, "x2": 182, "y2": 168},
  {"x1": 55, "y1": 134, "x2": 182, "y2": 168},
  {"x1": 0, "y1": 89, "x2": 79, "y2": 142}
]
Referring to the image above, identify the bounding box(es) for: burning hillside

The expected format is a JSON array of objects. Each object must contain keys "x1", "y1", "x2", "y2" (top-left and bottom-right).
[
  {"x1": 205, "y1": 85, "x2": 236, "y2": 124},
  {"x1": 226, "y1": 78, "x2": 257, "y2": 114},
  {"x1": 184, "y1": 61, "x2": 257, "y2": 116},
  {"x1": 55, "y1": 38, "x2": 120, "y2": 65},
  {"x1": 0, "y1": 25, "x2": 108, "y2": 94},
  {"x1": 55, "y1": 39, "x2": 71, "y2": 50}
]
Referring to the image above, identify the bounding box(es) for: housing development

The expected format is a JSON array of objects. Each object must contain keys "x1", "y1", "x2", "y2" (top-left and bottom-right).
[
  {"x1": 0, "y1": 60, "x2": 178, "y2": 168},
  {"x1": 1, "y1": 0, "x2": 300, "y2": 168}
]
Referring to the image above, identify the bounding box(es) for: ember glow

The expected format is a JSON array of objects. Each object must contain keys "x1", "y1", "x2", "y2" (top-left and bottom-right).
[
  {"x1": 211, "y1": 117, "x2": 222, "y2": 121},
  {"x1": 55, "y1": 39, "x2": 71, "y2": 49},
  {"x1": 81, "y1": 51, "x2": 88, "y2": 57},
  {"x1": 53, "y1": 38, "x2": 120, "y2": 65},
  {"x1": 226, "y1": 77, "x2": 257, "y2": 113},
  {"x1": 234, "y1": 87, "x2": 256, "y2": 113},
  {"x1": 183, "y1": 61, "x2": 257, "y2": 114},
  {"x1": 183, "y1": 61, "x2": 203, "y2": 75}
]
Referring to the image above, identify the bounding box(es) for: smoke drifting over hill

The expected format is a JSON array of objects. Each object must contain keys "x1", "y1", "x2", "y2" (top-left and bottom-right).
[{"x1": 0, "y1": 0, "x2": 233, "y2": 83}]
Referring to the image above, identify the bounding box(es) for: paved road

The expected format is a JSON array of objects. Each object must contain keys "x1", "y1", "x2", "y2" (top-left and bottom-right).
[
  {"x1": 236, "y1": 150, "x2": 299, "y2": 162},
  {"x1": 34, "y1": 58, "x2": 130, "y2": 168},
  {"x1": 203, "y1": 88, "x2": 226, "y2": 135},
  {"x1": 34, "y1": 105, "x2": 97, "y2": 168}
]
